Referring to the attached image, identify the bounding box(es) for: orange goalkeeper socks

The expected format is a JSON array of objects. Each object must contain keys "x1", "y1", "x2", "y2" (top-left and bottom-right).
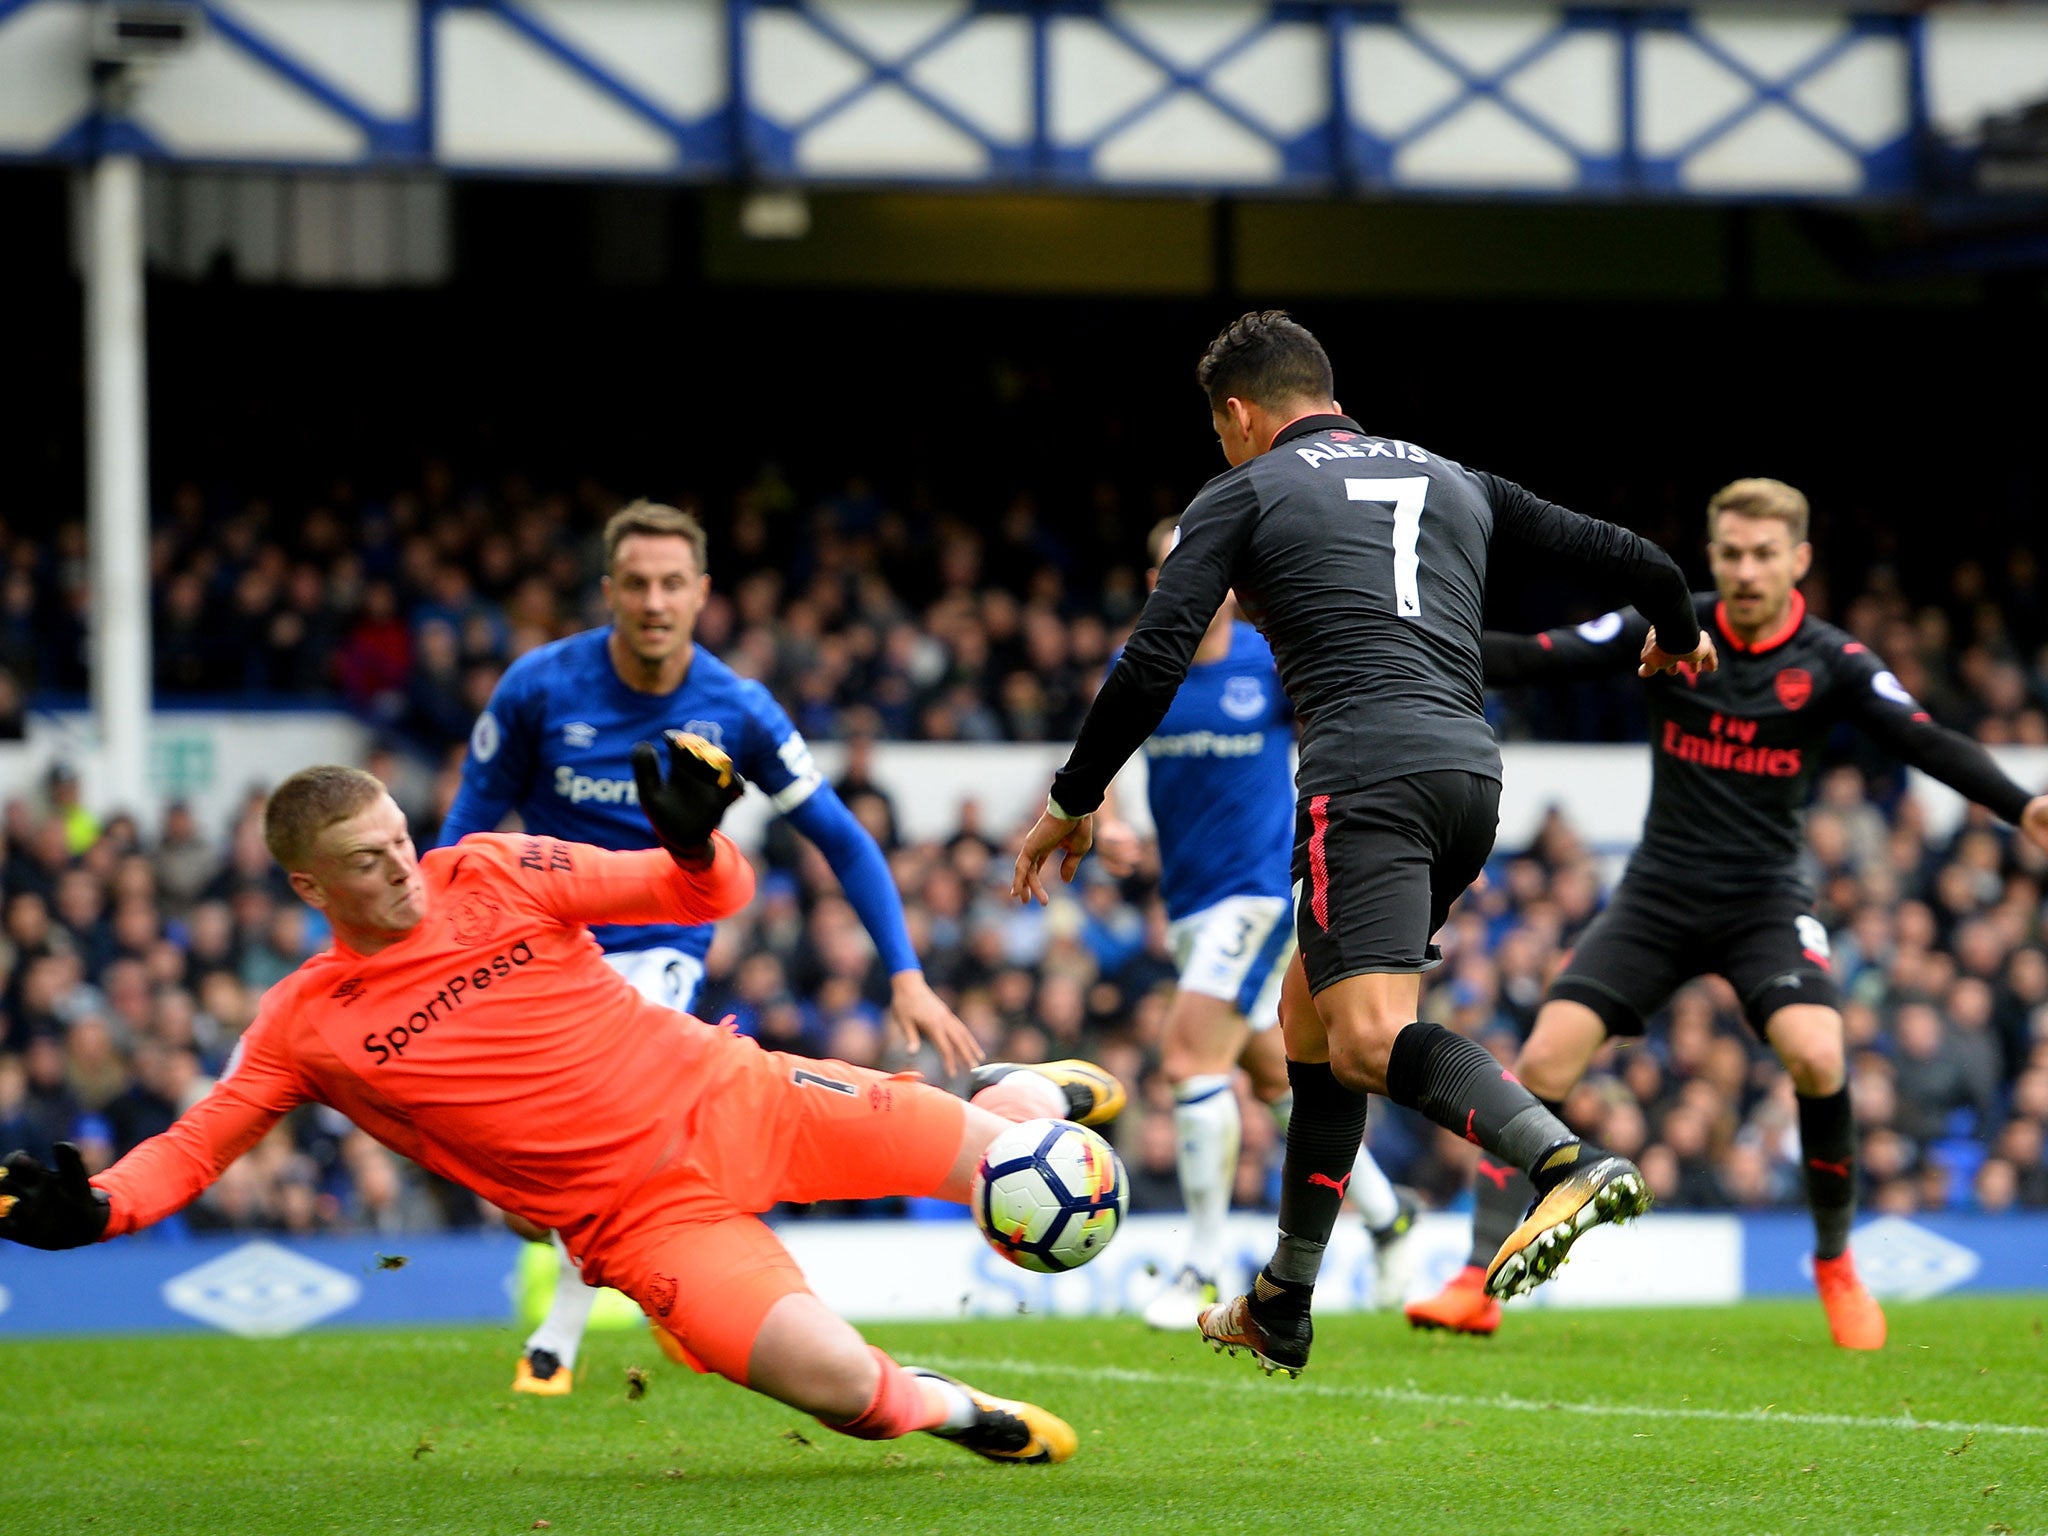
[{"x1": 826, "y1": 1348, "x2": 949, "y2": 1440}]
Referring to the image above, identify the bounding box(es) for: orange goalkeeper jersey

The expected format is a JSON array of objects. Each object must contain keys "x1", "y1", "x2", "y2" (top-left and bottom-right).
[{"x1": 92, "y1": 832, "x2": 755, "y2": 1248}]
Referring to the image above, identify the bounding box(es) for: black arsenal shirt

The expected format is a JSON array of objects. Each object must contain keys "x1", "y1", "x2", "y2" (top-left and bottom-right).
[
  {"x1": 1051, "y1": 415, "x2": 1700, "y2": 814},
  {"x1": 1483, "y1": 590, "x2": 2036, "y2": 897}
]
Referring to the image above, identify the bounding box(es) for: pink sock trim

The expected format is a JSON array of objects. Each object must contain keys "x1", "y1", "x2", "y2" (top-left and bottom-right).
[{"x1": 825, "y1": 1348, "x2": 944, "y2": 1441}]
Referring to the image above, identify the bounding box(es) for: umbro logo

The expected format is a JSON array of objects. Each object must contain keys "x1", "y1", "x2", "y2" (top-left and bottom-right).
[
  {"x1": 331, "y1": 977, "x2": 370, "y2": 1008},
  {"x1": 563, "y1": 721, "x2": 597, "y2": 749}
]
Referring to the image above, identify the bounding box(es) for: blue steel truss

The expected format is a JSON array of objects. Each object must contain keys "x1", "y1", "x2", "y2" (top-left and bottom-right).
[
  {"x1": 6, "y1": 0, "x2": 1944, "y2": 199},
  {"x1": 1037, "y1": 1, "x2": 1341, "y2": 187}
]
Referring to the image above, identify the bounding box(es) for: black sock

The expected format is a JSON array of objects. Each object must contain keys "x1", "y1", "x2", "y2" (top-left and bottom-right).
[
  {"x1": 1464, "y1": 1096, "x2": 1563, "y2": 1267},
  {"x1": 1387, "y1": 1023, "x2": 1587, "y2": 1195},
  {"x1": 1799, "y1": 1087, "x2": 1856, "y2": 1261},
  {"x1": 1267, "y1": 1059, "x2": 1370, "y2": 1288}
]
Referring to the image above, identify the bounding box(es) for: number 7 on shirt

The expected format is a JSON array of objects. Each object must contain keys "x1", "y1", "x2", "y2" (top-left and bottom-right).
[{"x1": 1348, "y1": 477, "x2": 1429, "y2": 619}]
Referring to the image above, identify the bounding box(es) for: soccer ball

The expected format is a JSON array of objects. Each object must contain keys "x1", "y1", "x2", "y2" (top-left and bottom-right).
[{"x1": 971, "y1": 1118, "x2": 1129, "y2": 1274}]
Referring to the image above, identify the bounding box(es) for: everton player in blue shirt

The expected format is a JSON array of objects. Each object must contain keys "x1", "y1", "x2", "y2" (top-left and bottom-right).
[
  {"x1": 442, "y1": 502, "x2": 981, "y2": 1394},
  {"x1": 1097, "y1": 521, "x2": 1415, "y2": 1329}
]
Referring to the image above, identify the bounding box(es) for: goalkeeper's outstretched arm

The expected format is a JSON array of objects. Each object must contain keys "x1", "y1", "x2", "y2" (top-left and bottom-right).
[{"x1": 2, "y1": 1015, "x2": 305, "y2": 1247}]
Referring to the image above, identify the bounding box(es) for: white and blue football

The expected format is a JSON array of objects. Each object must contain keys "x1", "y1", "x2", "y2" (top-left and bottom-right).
[{"x1": 971, "y1": 1118, "x2": 1129, "y2": 1274}]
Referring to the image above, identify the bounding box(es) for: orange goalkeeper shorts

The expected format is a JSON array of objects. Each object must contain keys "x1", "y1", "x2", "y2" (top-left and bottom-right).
[{"x1": 585, "y1": 1036, "x2": 965, "y2": 1385}]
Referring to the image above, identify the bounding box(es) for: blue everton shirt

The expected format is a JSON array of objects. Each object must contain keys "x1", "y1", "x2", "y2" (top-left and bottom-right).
[
  {"x1": 1136, "y1": 621, "x2": 1296, "y2": 921},
  {"x1": 439, "y1": 629, "x2": 826, "y2": 960}
]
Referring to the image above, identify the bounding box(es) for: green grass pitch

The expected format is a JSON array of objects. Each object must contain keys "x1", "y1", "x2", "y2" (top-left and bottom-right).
[{"x1": 4, "y1": 1299, "x2": 2044, "y2": 1535}]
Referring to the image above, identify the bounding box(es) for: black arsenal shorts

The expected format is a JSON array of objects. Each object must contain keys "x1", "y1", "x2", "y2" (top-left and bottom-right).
[
  {"x1": 1548, "y1": 876, "x2": 1840, "y2": 1036},
  {"x1": 1291, "y1": 770, "x2": 1500, "y2": 992}
]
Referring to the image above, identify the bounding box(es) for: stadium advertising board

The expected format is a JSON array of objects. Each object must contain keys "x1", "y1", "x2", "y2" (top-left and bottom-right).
[{"x1": 1, "y1": 1212, "x2": 2041, "y2": 1338}]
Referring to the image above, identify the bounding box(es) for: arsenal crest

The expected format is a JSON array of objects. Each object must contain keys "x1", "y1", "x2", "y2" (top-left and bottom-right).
[{"x1": 1775, "y1": 667, "x2": 1813, "y2": 711}]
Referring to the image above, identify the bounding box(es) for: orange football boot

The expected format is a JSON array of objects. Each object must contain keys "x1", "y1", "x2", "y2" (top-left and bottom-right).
[
  {"x1": 511, "y1": 1348, "x2": 573, "y2": 1395},
  {"x1": 1814, "y1": 1252, "x2": 1886, "y2": 1349},
  {"x1": 1405, "y1": 1264, "x2": 1502, "y2": 1335}
]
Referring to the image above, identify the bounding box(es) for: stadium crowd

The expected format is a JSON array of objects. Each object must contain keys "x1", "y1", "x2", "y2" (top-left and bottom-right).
[
  {"x1": 6, "y1": 468, "x2": 2048, "y2": 752},
  {"x1": 2, "y1": 467, "x2": 2047, "y2": 1237}
]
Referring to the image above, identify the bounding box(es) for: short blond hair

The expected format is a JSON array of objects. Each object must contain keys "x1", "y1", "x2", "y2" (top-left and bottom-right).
[
  {"x1": 264, "y1": 765, "x2": 385, "y2": 872},
  {"x1": 604, "y1": 500, "x2": 708, "y2": 577},
  {"x1": 1147, "y1": 516, "x2": 1181, "y2": 568},
  {"x1": 1707, "y1": 478, "x2": 1809, "y2": 543}
]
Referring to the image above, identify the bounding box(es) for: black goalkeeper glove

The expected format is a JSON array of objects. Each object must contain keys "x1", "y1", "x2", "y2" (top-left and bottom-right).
[
  {"x1": 0, "y1": 1142, "x2": 111, "y2": 1251},
  {"x1": 632, "y1": 730, "x2": 746, "y2": 868}
]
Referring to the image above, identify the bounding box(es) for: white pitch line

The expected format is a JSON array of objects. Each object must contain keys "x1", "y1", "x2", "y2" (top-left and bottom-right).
[{"x1": 918, "y1": 1354, "x2": 2048, "y2": 1440}]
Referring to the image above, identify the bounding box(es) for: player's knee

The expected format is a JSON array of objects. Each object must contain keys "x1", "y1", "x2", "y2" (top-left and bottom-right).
[
  {"x1": 1160, "y1": 1032, "x2": 1233, "y2": 1084},
  {"x1": 1514, "y1": 1039, "x2": 1584, "y2": 1102},
  {"x1": 1782, "y1": 1035, "x2": 1845, "y2": 1096},
  {"x1": 1769, "y1": 1007, "x2": 1845, "y2": 1096},
  {"x1": 1159, "y1": 995, "x2": 1246, "y2": 1083},
  {"x1": 747, "y1": 1296, "x2": 879, "y2": 1421},
  {"x1": 1515, "y1": 1001, "x2": 1609, "y2": 1100},
  {"x1": 811, "y1": 1334, "x2": 882, "y2": 1423},
  {"x1": 1326, "y1": 1033, "x2": 1389, "y2": 1095}
]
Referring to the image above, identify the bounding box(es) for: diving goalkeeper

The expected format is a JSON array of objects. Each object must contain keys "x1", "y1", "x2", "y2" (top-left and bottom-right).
[{"x1": 0, "y1": 735, "x2": 1077, "y2": 1465}]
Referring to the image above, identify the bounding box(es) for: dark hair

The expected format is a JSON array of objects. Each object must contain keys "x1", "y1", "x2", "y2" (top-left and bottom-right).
[{"x1": 1196, "y1": 310, "x2": 1334, "y2": 411}]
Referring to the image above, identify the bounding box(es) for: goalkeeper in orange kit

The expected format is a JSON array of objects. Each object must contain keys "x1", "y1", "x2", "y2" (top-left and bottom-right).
[{"x1": 0, "y1": 734, "x2": 1091, "y2": 1464}]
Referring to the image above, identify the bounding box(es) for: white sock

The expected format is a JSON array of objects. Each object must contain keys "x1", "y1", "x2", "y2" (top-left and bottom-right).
[
  {"x1": 1350, "y1": 1141, "x2": 1401, "y2": 1233},
  {"x1": 524, "y1": 1230, "x2": 599, "y2": 1369},
  {"x1": 908, "y1": 1369, "x2": 979, "y2": 1433},
  {"x1": 1267, "y1": 1090, "x2": 1293, "y2": 1138},
  {"x1": 970, "y1": 1072, "x2": 1066, "y2": 1122},
  {"x1": 1173, "y1": 1075, "x2": 1241, "y2": 1282}
]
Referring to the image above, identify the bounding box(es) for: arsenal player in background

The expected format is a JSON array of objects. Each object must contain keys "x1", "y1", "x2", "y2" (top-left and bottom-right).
[
  {"x1": 0, "y1": 735, "x2": 1081, "y2": 1465},
  {"x1": 1408, "y1": 478, "x2": 2048, "y2": 1349}
]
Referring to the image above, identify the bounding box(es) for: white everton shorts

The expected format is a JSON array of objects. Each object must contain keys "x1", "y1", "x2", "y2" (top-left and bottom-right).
[
  {"x1": 603, "y1": 947, "x2": 706, "y2": 1014},
  {"x1": 1167, "y1": 894, "x2": 1296, "y2": 1030}
]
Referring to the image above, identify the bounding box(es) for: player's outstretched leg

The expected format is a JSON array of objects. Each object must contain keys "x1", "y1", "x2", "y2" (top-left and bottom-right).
[
  {"x1": 968, "y1": 1060, "x2": 1126, "y2": 1127},
  {"x1": 740, "y1": 1290, "x2": 1079, "y2": 1465},
  {"x1": 904, "y1": 1367, "x2": 1080, "y2": 1464},
  {"x1": 1380, "y1": 1021, "x2": 1647, "y2": 1300},
  {"x1": 611, "y1": 1098, "x2": 1080, "y2": 1467},
  {"x1": 1367, "y1": 994, "x2": 1647, "y2": 1301}
]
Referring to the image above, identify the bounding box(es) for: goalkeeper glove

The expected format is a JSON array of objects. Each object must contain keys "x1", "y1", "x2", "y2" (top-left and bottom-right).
[
  {"x1": 631, "y1": 730, "x2": 745, "y2": 868},
  {"x1": 0, "y1": 1142, "x2": 110, "y2": 1250}
]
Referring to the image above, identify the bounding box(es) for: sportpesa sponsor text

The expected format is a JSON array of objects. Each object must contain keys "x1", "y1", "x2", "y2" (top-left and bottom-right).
[
  {"x1": 362, "y1": 941, "x2": 538, "y2": 1066},
  {"x1": 1143, "y1": 730, "x2": 1268, "y2": 759},
  {"x1": 553, "y1": 766, "x2": 640, "y2": 805}
]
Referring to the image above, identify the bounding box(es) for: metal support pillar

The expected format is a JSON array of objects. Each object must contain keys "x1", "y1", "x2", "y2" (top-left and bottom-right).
[{"x1": 85, "y1": 152, "x2": 151, "y2": 822}]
